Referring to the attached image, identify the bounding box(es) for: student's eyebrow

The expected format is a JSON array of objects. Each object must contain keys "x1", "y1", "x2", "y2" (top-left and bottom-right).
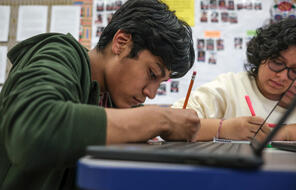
[
  {"x1": 276, "y1": 55, "x2": 296, "y2": 67},
  {"x1": 155, "y1": 62, "x2": 166, "y2": 78},
  {"x1": 276, "y1": 55, "x2": 286, "y2": 62}
]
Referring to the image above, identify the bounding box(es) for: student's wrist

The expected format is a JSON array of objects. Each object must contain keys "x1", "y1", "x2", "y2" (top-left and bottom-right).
[
  {"x1": 218, "y1": 119, "x2": 229, "y2": 139},
  {"x1": 152, "y1": 107, "x2": 170, "y2": 134},
  {"x1": 286, "y1": 126, "x2": 296, "y2": 141},
  {"x1": 216, "y1": 119, "x2": 224, "y2": 139}
]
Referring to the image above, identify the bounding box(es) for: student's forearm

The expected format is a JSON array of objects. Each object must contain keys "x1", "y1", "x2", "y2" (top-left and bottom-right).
[
  {"x1": 105, "y1": 106, "x2": 200, "y2": 144},
  {"x1": 287, "y1": 124, "x2": 296, "y2": 141},
  {"x1": 193, "y1": 119, "x2": 220, "y2": 141},
  {"x1": 105, "y1": 107, "x2": 166, "y2": 144}
]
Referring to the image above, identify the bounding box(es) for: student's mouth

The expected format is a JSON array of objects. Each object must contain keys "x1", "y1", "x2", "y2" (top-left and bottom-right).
[
  {"x1": 132, "y1": 97, "x2": 144, "y2": 105},
  {"x1": 269, "y1": 80, "x2": 284, "y2": 89}
]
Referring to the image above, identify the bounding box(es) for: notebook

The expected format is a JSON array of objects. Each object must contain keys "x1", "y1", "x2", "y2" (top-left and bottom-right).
[{"x1": 86, "y1": 95, "x2": 296, "y2": 169}]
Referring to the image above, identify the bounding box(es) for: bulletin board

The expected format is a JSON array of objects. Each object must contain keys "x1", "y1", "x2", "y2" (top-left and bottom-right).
[
  {"x1": 0, "y1": 0, "x2": 73, "y2": 80},
  {"x1": 1, "y1": 0, "x2": 296, "y2": 106},
  {"x1": 146, "y1": 0, "x2": 296, "y2": 105}
]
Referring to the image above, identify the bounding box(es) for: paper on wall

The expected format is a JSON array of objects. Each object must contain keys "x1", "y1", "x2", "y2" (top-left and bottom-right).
[
  {"x1": 50, "y1": 5, "x2": 81, "y2": 40},
  {"x1": 16, "y1": 6, "x2": 48, "y2": 41},
  {"x1": 0, "y1": 6, "x2": 10, "y2": 42}
]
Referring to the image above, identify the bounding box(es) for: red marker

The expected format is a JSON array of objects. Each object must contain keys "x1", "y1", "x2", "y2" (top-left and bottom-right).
[
  {"x1": 268, "y1": 123, "x2": 276, "y2": 128},
  {"x1": 245, "y1": 95, "x2": 256, "y2": 116}
]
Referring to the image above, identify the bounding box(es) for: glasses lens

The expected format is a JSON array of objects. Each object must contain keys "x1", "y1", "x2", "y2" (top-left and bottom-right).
[
  {"x1": 288, "y1": 69, "x2": 296, "y2": 80},
  {"x1": 268, "y1": 60, "x2": 285, "y2": 72}
]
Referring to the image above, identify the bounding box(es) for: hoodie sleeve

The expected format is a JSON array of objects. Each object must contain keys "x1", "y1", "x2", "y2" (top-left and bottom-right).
[{"x1": 0, "y1": 33, "x2": 106, "y2": 170}]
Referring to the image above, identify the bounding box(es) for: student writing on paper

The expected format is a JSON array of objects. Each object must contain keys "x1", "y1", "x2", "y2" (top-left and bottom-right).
[
  {"x1": 0, "y1": 1, "x2": 200, "y2": 189},
  {"x1": 172, "y1": 18, "x2": 296, "y2": 142}
]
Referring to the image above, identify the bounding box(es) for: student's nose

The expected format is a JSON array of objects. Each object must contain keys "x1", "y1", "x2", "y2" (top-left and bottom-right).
[
  {"x1": 143, "y1": 83, "x2": 159, "y2": 99},
  {"x1": 277, "y1": 69, "x2": 289, "y2": 81}
]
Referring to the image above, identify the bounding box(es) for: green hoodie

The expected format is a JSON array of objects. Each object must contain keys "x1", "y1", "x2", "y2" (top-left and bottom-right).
[{"x1": 0, "y1": 33, "x2": 107, "y2": 190}]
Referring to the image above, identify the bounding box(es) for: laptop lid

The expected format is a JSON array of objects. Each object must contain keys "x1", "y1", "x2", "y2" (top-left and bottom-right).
[{"x1": 251, "y1": 94, "x2": 296, "y2": 156}]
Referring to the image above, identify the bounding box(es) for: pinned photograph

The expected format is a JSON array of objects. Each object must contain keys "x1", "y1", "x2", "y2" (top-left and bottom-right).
[
  {"x1": 198, "y1": 50, "x2": 206, "y2": 62},
  {"x1": 197, "y1": 39, "x2": 205, "y2": 50},
  {"x1": 206, "y1": 39, "x2": 214, "y2": 51},
  {"x1": 157, "y1": 83, "x2": 167, "y2": 96},
  {"x1": 170, "y1": 81, "x2": 179, "y2": 93}
]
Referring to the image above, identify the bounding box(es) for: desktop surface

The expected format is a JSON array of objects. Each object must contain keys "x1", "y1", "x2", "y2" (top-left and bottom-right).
[{"x1": 77, "y1": 148, "x2": 296, "y2": 190}]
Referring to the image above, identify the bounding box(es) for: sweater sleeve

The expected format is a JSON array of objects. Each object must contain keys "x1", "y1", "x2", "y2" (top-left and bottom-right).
[
  {"x1": 172, "y1": 74, "x2": 230, "y2": 119},
  {"x1": 0, "y1": 34, "x2": 106, "y2": 170}
]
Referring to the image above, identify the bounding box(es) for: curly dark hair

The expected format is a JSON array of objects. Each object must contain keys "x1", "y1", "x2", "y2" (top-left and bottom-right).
[
  {"x1": 245, "y1": 18, "x2": 296, "y2": 77},
  {"x1": 96, "y1": 0, "x2": 194, "y2": 78}
]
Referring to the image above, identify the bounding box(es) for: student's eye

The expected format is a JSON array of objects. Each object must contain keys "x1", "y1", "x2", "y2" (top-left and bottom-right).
[
  {"x1": 273, "y1": 61, "x2": 284, "y2": 67},
  {"x1": 149, "y1": 69, "x2": 157, "y2": 80},
  {"x1": 291, "y1": 68, "x2": 296, "y2": 75}
]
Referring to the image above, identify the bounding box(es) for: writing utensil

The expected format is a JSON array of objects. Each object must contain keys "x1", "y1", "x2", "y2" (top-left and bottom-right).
[
  {"x1": 183, "y1": 71, "x2": 197, "y2": 109},
  {"x1": 245, "y1": 95, "x2": 256, "y2": 116},
  {"x1": 245, "y1": 95, "x2": 274, "y2": 128},
  {"x1": 268, "y1": 123, "x2": 276, "y2": 128}
]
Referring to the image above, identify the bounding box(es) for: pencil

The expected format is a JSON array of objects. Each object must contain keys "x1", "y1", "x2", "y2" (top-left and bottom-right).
[
  {"x1": 245, "y1": 95, "x2": 256, "y2": 116},
  {"x1": 183, "y1": 71, "x2": 197, "y2": 109}
]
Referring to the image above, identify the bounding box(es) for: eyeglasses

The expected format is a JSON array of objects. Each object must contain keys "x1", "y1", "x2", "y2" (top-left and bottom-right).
[{"x1": 267, "y1": 60, "x2": 296, "y2": 80}]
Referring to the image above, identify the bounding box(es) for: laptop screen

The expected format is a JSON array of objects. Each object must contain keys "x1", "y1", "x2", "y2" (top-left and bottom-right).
[{"x1": 251, "y1": 94, "x2": 296, "y2": 155}]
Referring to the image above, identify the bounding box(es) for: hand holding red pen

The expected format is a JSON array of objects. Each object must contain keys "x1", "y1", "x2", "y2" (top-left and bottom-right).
[
  {"x1": 245, "y1": 95, "x2": 275, "y2": 128},
  {"x1": 245, "y1": 95, "x2": 256, "y2": 116}
]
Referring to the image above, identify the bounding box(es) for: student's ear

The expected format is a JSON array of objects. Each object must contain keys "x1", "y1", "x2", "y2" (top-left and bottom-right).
[{"x1": 112, "y1": 29, "x2": 132, "y2": 55}]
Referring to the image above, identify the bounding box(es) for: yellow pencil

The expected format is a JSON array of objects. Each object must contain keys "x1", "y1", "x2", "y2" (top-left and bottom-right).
[{"x1": 183, "y1": 71, "x2": 197, "y2": 109}]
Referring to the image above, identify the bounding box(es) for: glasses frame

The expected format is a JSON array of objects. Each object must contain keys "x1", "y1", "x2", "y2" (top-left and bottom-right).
[{"x1": 267, "y1": 59, "x2": 296, "y2": 81}]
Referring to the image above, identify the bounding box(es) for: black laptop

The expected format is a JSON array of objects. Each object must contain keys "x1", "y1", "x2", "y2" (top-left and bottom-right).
[
  {"x1": 271, "y1": 141, "x2": 296, "y2": 152},
  {"x1": 86, "y1": 95, "x2": 296, "y2": 169}
]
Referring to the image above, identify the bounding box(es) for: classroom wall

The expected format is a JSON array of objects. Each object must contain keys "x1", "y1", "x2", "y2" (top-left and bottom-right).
[
  {"x1": 1, "y1": 0, "x2": 295, "y2": 105},
  {"x1": 0, "y1": 0, "x2": 74, "y2": 77}
]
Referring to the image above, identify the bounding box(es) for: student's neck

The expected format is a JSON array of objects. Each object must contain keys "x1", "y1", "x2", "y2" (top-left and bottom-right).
[{"x1": 88, "y1": 48, "x2": 108, "y2": 92}]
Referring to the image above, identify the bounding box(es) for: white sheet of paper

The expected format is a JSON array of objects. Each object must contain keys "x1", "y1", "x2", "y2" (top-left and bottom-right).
[
  {"x1": 16, "y1": 6, "x2": 48, "y2": 41},
  {"x1": 50, "y1": 6, "x2": 81, "y2": 40},
  {"x1": 0, "y1": 46, "x2": 8, "y2": 84},
  {"x1": 0, "y1": 6, "x2": 11, "y2": 42}
]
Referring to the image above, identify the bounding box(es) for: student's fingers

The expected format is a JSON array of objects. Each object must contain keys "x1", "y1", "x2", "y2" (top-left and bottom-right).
[
  {"x1": 260, "y1": 125, "x2": 271, "y2": 135},
  {"x1": 185, "y1": 109, "x2": 201, "y2": 140},
  {"x1": 247, "y1": 116, "x2": 265, "y2": 125},
  {"x1": 254, "y1": 130, "x2": 268, "y2": 142},
  {"x1": 164, "y1": 108, "x2": 200, "y2": 141}
]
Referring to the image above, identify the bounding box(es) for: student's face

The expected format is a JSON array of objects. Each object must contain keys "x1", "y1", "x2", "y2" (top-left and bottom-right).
[
  {"x1": 280, "y1": 81, "x2": 296, "y2": 108},
  {"x1": 257, "y1": 46, "x2": 296, "y2": 100},
  {"x1": 106, "y1": 49, "x2": 170, "y2": 108}
]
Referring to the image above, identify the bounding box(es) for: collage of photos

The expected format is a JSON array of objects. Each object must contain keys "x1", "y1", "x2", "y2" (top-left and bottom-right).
[
  {"x1": 197, "y1": 36, "x2": 253, "y2": 64},
  {"x1": 92, "y1": 0, "x2": 126, "y2": 47},
  {"x1": 197, "y1": 38, "x2": 224, "y2": 64},
  {"x1": 156, "y1": 80, "x2": 180, "y2": 96},
  {"x1": 200, "y1": 0, "x2": 262, "y2": 24}
]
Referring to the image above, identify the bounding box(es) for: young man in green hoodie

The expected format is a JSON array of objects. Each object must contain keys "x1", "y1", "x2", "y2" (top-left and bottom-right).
[{"x1": 0, "y1": 0, "x2": 199, "y2": 189}]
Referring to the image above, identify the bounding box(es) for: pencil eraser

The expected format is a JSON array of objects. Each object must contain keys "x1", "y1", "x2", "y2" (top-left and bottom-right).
[{"x1": 193, "y1": 71, "x2": 197, "y2": 75}]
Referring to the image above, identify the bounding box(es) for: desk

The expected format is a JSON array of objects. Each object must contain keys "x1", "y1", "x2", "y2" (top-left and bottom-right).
[{"x1": 77, "y1": 148, "x2": 296, "y2": 190}]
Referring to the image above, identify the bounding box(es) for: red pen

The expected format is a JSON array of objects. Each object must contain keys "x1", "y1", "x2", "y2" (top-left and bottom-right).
[
  {"x1": 245, "y1": 95, "x2": 256, "y2": 116},
  {"x1": 245, "y1": 95, "x2": 275, "y2": 128}
]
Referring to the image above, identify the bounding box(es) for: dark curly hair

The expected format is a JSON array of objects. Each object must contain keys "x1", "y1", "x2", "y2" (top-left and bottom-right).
[
  {"x1": 96, "y1": 0, "x2": 194, "y2": 78},
  {"x1": 245, "y1": 18, "x2": 296, "y2": 77}
]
